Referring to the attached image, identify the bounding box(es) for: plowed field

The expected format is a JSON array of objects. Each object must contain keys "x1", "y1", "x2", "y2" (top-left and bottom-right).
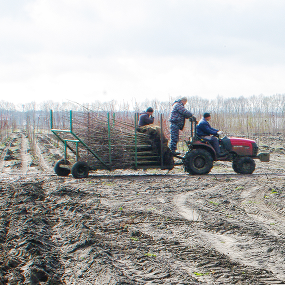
[{"x1": 1, "y1": 131, "x2": 285, "y2": 284}]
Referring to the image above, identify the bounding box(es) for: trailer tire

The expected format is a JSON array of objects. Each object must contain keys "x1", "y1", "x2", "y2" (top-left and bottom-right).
[
  {"x1": 233, "y1": 157, "x2": 255, "y2": 174},
  {"x1": 184, "y1": 149, "x2": 213, "y2": 175},
  {"x1": 71, "y1": 161, "x2": 89, "y2": 179},
  {"x1": 54, "y1": 159, "x2": 71, "y2": 176}
]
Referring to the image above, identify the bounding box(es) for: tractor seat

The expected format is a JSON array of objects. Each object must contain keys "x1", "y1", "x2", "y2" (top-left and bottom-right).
[{"x1": 195, "y1": 136, "x2": 211, "y2": 145}]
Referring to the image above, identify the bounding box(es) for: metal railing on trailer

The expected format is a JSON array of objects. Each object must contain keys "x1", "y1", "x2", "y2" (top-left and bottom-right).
[
  {"x1": 50, "y1": 110, "x2": 110, "y2": 170},
  {"x1": 50, "y1": 110, "x2": 167, "y2": 172}
]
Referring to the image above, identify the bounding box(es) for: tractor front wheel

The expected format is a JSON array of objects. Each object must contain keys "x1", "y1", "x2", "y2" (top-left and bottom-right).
[
  {"x1": 184, "y1": 149, "x2": 213, "y2": 175},
  {"x1": 232, "y1": 160, "x2": 240, "y2": 173},
  {"x1": 232, "y1": 157, "x2": 255, "y2": 174},
  {"x1": 54, "y1": 159, "x2": 71, "y2": 177},
  {"x1": 71, "y1": 161, "x2": 89, "y2": 179}
]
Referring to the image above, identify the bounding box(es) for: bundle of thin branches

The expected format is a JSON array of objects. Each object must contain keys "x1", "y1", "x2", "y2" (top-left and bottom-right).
[{"x1": 65, "y1": 111, "x2": 164, "y2": 169}]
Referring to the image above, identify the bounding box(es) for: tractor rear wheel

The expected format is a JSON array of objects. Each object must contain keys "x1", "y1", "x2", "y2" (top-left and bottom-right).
[
  {"x1": 232, "y1": 157, "x2": 255, "y2": 174},
  {"x1": 71, "y1": 161, "x2": 89, "y2": 179},
  {"x1": 184, "y1": 149, "x2": 213, "y2": 175},
  {"x1": 54, "y1": 159, "x2": 71, "y2": 176}
]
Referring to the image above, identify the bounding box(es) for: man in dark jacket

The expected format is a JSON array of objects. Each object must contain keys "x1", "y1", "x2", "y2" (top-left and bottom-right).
[
  {"x1": 138, "y1": 107, "x2": 154, "y2": 127},
  {"x1": 169, "y1": 97, "x2": 194, "y2": 155},
  {"x1": 196, "y1": 112, "x2": 224, "y2": 157}
]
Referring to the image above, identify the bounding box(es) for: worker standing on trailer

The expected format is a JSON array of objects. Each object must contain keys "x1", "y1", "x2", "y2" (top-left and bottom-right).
[
  {"x1": 196, "y1": 112, "x2": 225, "y2": 157},
  {"x1": 138, "y1": 107, "x2": 154, "y2": 127},
  {"x1": 169, "y1": 97, "x2": 194, "y2": 155}
]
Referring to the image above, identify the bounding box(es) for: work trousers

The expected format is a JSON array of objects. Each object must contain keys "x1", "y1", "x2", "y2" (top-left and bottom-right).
[
  {"x1": 202, "y1": 136, "x2": 220, "y2": 155},
  {"x1": 169, "y1": 123, "x2": 180, "y2": 152}
]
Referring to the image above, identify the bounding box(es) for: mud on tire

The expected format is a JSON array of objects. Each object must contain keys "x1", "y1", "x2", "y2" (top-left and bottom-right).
[
  {"x1": 71, "y1": 161, "x2": 89, "y2": 179},
  {"x1": 54, "y1": 159, "x2": 71, "y2": 176},
  {"x1": 184, "y1": 149, "x2": 213, "y2": 175},
  {"x1": 232, "y1": 160, "x2": 240, "y2": 173},
  {"x1": 232, "y1": 156, "x2": 256, "y2": 174}
]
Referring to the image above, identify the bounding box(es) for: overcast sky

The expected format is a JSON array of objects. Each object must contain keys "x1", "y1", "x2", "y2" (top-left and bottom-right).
[{"x1": 1, "y1": 0, "x2": 285, "y2": 105}]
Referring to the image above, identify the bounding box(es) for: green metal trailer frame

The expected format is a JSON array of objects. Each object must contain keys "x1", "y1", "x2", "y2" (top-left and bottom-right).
[{"x1": 50, "y1": 110, "x2": 168, "y2": 172}]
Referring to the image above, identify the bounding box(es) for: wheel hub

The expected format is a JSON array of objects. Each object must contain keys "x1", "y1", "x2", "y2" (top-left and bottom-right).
[{"x1": 194, "y1": 156, "x2": 206, "y2": 168}]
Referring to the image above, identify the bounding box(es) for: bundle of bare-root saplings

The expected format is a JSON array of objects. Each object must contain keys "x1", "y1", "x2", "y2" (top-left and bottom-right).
[{"x1": 55, "y1": 111, "x2": 174, "y2": 170}]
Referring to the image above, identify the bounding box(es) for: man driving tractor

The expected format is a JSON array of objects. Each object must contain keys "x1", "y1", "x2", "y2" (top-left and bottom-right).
[{"x1": 196, "y1": 112, "x2": 226, "y2": 157}]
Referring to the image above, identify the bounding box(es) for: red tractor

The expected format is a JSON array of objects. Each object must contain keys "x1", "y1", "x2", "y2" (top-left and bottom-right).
[{"x1": 182, "y1": 118, "x2": 270, "y2": 174}]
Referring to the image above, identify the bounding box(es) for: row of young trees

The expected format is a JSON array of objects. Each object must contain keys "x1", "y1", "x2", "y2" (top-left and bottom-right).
[
  {"x1": 1, "y1": 94, "x2": 285, "y2": 143},
  {"x1": 0, "y1": 101, "x2": 17, "y2": 142}
]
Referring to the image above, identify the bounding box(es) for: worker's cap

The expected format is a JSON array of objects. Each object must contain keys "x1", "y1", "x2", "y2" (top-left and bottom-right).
[
  {"x1": 203, "y1": 112, "x2": 211, "y2": 118},
  {"x1": 146, "y1": 107, "x2": 154, "y2": 113},
  {"x1": 180, "y1": 96, "x2": 188, "y2": 102}
]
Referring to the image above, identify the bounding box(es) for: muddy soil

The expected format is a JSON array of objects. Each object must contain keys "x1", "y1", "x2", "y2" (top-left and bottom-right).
[{"x1": 1, "y1": 131, "x2": 285, "y2": 284}]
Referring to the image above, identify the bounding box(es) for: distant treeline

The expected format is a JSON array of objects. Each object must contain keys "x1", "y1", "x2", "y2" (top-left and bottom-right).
[{"x1": 1, "y1": 94, "x2": 285, "y2": 142}]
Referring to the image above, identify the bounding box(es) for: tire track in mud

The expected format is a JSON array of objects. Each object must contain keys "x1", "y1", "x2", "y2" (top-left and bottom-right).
[
  {"x1": 37, "y1": 179, "x2": 197, "y2": 284},
  {"x1": 1, "y1": 176, "x2": 283, "y2": 285},
  {"x1": 39, "y1": 176, "x2": 285, "y2": 284},
  {"x1": 0, "y1": 181, "x2": 65, "y2": 284},
  {"x1": 43, "y1": 181, "x2": 148, "y2": 284},
  {"x1": 127, "y1": 214, "x2": 283, "y2": 284},
  {"x1": 0, "y1": 176, "x2": 284, "y2": 284},
  {"x1": 241, "y1": 180, "x2": 285, "y2": 230},
  {"x1": 128, "y1": 209, "x2": 285, "y2": 284},
  {"x1": 174, "y1": 175, "x2": 285, "y2": 283},
  {"x1": 239, "y1": 179, "x2": 285, "y2": 281}
]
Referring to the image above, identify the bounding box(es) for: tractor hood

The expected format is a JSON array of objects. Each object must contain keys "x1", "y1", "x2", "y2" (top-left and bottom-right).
[
  {"x1": 228, "y1": 137, "x2": 258, "y2": 156},
  {"x1": 229, "y1": 137, "x2": 256, "y2": 144}
]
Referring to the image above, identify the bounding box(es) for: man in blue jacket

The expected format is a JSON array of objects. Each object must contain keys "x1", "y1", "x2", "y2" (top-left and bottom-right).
[
  {"x1": 169, "y1": 97, "x2": 194, "y2": 155},
  {"x1": 138, "y1": 107, "x2": 154, "y2": 127},
  {"x1": 196, "y1": 112, "x2": 224, "y2": 157}
]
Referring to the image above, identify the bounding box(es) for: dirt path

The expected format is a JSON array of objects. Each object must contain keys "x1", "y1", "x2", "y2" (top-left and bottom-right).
[
  {"x1": 1, "y1": 131, "x2": 285, "y2": 284},
  {"x1": 21, "y1": 133, "x2": 30, "y2": 174}
]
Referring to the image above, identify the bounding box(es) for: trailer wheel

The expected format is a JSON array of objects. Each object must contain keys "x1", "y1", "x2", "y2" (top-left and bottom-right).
[
  {"x1": 54, "y1": 159, "x2": 71, "y2": 176},
  {"x1": 184, "y1": 149, "x2": 213, "y2": 175},
  {"x1": 233, "y1": 157, "x2": 255, "y2": 174},
  {"x1": 71, "y1": 161, "x2": 89, "y2": 179}
]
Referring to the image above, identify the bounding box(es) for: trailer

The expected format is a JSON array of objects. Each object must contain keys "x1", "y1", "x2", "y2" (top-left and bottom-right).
[{"x1": 50, "y1": 110, "x2": 175, "y2": 178}]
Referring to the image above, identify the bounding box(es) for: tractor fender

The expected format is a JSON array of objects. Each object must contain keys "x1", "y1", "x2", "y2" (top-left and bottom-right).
[{"x1": 191, "y1": 142, "x2": 217, "y2": 160}]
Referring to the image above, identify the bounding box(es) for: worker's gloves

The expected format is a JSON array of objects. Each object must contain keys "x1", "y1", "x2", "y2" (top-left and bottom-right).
[{"x1": 217, "y1": 131, "x2": 223, "y2": 135}]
